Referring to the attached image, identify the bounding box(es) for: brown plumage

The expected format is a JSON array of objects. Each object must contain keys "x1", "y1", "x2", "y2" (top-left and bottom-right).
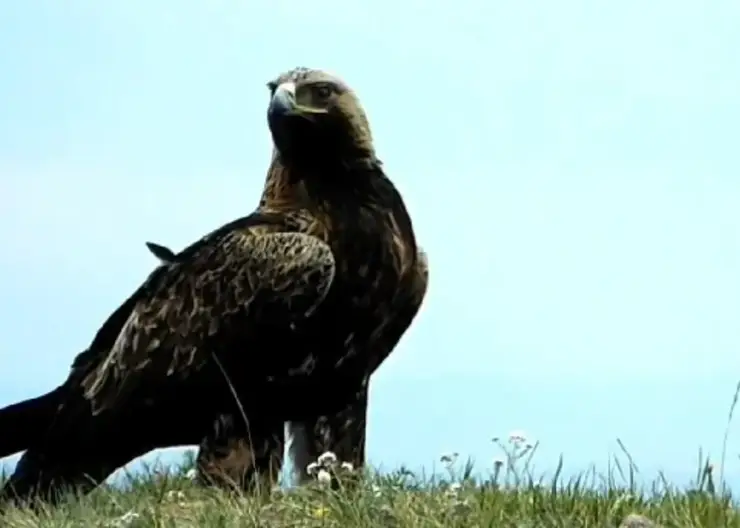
[
  {"x1": 191, "y1": 68, "x2": 430, "y2": 488},
  {"x1": 0, "y1": 66, "x2": 427, "y2": 504},
  {"x1": 143, "y1": 241, "x2": 428, "y2": 490}
]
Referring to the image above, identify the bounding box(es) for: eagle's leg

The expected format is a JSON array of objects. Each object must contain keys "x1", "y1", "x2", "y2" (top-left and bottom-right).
[
  {"x1": 194, "y1": 390, "x2": 370, "y2": 493},
  {"x1": 243, "y1": 385, "x2": 371, "y2": 489},
  {"x1": 297, "y1": 251, "x2": 428, "y2": 488},
  {"x1": 196, "y1": 413, "x2": 284, "y2": 495},
  {"x1": 305, "y1": 383, "x2": 369, "y2": 489}
]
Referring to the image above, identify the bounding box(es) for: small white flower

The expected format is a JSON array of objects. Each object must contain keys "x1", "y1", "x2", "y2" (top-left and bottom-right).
[
  {"x1": 440, "y1": 452, "x2": 459, "y2": 466},
  {"x1": 318, "y1": 451, "x2": 338, "y2": 468},
  {"x1": 106, "y1": 510, "x2": 140, "y2": 528},
  {"x1": 508, "y1": 430, "x2": 528, "y2": 445},
  {"x1": 340, "y1": 461, "x2": 354, "y2": 472},
  {"x1": 165, "y1": 490, "x2": 185, "y2": 502},
  {"x1": 317, "y1": 469, "x2": 332, "y2": 485},
  {"x1": 445, "y1": 482, "x2": 464, "y2": 499},
  {"x1": 306, "y1": 461, "x2": 320, "y2": 476},
  {"x1": 185, "y1": 468, "x2": 197, "y2": 480}
]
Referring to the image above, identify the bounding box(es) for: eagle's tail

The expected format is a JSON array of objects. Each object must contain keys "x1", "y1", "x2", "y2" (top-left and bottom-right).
[
  {"x1": 0, "y1": 387, "x2": 64, "y2": 461},
  {"x1": 0, "y1": 387, "x2": 219, "y2": 507}
]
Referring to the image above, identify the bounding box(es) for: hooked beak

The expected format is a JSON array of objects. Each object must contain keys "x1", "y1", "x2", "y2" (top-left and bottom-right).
[{"x1": 267, "y1": 82, "x2": 327, "y2": 121}]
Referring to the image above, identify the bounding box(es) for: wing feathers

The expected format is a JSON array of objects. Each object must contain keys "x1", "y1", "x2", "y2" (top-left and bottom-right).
[
  {"x1": 145, "y1": 242, "x2": 178, "y2": 264},
  {"x1": 81, "y1": 228, "x2": 335, "y2": 415}
]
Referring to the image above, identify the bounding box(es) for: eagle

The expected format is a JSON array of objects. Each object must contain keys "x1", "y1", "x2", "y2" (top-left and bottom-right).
[
  {"x1": 0, "y1": 66, "x2": 428, "y2": 504},
  {"x1": 140, "y1": 239, "x2": 428, "y2": 490}
]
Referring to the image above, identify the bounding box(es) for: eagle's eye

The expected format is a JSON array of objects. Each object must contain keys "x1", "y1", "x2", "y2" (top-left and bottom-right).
[
  {"x1": 266, "y1": 81, "x2": 278, "y2": 94},
  {"x1": 313, "y1": 83, "x2": 333, "y2": 101}
]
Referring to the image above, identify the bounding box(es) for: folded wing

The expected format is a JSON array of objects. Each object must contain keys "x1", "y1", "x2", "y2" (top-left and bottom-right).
[{"x1": 77, "y1": 212, "x2": 335, "y2": 415}]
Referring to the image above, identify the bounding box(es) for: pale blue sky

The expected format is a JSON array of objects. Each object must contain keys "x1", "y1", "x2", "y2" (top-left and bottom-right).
[{"x1": 2, "y1": 0, "x2": 740, "y2": 490}]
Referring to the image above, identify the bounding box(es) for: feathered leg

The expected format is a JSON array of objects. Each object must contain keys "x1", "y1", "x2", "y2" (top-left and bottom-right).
[
  {"x1": 289, "y1": 250, "x2": 429, "y2": 487},
  {"x1": 287, "y1": 385, "x2": 369, "y2": 488},
  {"x1": 196, "y1": 413, "x2": 284, "y2": 494},
  {"x1": 200, "y1": 389, "x2": 370, "y2": 491}
]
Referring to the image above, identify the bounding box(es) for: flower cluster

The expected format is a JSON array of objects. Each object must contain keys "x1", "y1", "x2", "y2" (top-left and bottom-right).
[{"x1": 306, "y1": 451, "x2": 354, "y2": 486}]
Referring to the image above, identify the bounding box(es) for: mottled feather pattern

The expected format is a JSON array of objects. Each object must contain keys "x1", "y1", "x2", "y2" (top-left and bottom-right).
[
  {"x1": 251, "y1": 70, "x2": 423, "y2": 392},
  {"x1": 303, "y1": 247, "x2": 429, "y2": 471},
  {"x1": 81, "y1": 214, "x2": 335, "y2": 415}
]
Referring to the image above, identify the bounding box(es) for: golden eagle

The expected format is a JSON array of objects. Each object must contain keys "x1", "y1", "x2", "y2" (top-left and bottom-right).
[
  {"x1": 0, "y1": 66, "x2": 427, "y2": 503},
  {"x1": 142, "y1": 239, "x2": 429, "y2": 490}
]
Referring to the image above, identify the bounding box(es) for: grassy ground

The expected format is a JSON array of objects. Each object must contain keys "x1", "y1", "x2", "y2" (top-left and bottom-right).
[
  {"x1": 0, "y1": 439, "x2": 737, "y2": 527},
  {"x1": 2, "y1": 384, "x2": 740, "y2": 527}
]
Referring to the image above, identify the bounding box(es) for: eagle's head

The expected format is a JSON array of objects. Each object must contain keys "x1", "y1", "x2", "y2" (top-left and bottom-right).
[{"x1": 266, "y1": 67, "x2": 374, "y2": 170}]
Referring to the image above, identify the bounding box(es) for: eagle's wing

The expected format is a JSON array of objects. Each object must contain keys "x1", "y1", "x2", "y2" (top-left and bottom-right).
[
  {"x1": 264, "y1": 248, "x2": 429, "y2": 422},
  {"x1": 78, "y1": 211, "x2": 335, "y2": 415},
  {"x1": 145, "y1": 241, "x2": 178, "y2": 264}
]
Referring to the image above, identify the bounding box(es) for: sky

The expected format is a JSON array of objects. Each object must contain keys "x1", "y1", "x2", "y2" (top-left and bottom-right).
[{"x1": 1, "y1": 0, "x2": 740, "y2": 491}]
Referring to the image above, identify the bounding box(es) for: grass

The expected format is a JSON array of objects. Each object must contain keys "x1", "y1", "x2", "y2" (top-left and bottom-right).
[
  {"x1": 2, "y1": 382, "x2": 740, "y2": 527},
  {"x1": 0, "y1": 444, "x2": 734, "y2": 527}
]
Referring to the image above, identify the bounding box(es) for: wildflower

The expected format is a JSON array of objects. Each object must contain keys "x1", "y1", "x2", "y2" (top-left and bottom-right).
[
  {"x1": 318, "y1": 451, "x2": 338, "y2": 468},
  {"x1": 306, "y1": 461, "x2": 320, "y2": 476},
  {"x1": 165, "y1": 490, "x2": 186, "y2": 502},
  {"x1": 185, "y1": 468, "x2": 197, "y2": 480},
  {"x1": 340, "y1": 461, "x2": 354, "y2": 472},
  {"x1": 508, "y1": 430, "x2": 528, "y2": 445},
  {"x1": 106, "y1": 510, "x2": 140, "y2": 527},
  {"x1": 440, "y1": 452, "x2": 459, "y2": 466},
  {"x1": 493, "y1": 456, "x2": 505, "y2": 469},
  {"x1": 317, "y1": 469, "x2": 332, "y2": 486},
  {"x1": 371, "y1": 483, "x2": 382, "y2": 497},
  {"x1": 313, "y1": 506, "x2": 330, "y2": 519},
  {"x1": 447, "y1": 482, "x2": 462, "y2": 495}
]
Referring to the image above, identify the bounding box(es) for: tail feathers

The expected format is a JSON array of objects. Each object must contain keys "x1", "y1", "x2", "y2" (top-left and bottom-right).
[
  {"x1": 0, "y1": 387, "x2": 64, "y2": 460},
  {"x1": 0, "y1": 388, "x2": 220, "y2": 506}
]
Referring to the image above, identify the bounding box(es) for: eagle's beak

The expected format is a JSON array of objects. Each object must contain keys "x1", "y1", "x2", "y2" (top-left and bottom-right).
[
  {"x1": 268, "y1": 82, "x2": 327, "y2": 121},
  {"x1": 268, "y1": 82, "x2": 297, "y2": 119}
]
